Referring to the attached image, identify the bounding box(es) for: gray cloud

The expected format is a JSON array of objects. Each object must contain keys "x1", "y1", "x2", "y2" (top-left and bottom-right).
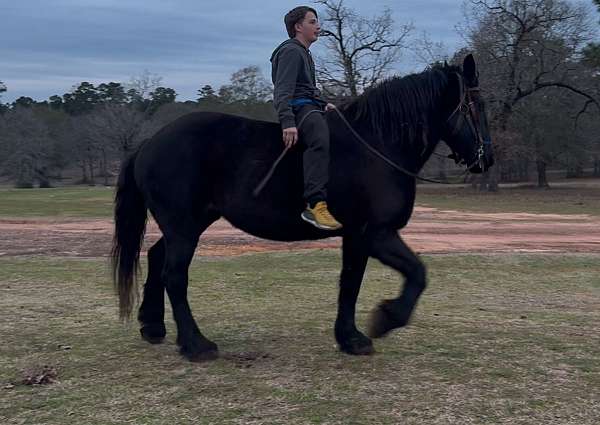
[{"x1": 1, "y1": 0, "x2": 467, "y2": 102}]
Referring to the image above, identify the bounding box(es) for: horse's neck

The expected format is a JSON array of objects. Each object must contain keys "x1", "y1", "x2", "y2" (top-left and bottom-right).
[
  {"x1": 402, "y1": 96, "x2": 446, "y2": 171},
  {"x1": 340, "y1": 80, "x2": 447, "y2": 172}
]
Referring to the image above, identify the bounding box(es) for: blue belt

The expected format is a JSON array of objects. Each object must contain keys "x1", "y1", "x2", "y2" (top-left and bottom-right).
[{"x1": 289, "y1": 98, "x2": 325, "y2": 107}]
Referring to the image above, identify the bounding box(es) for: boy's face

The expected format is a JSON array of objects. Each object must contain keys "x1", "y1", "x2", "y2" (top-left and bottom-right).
[{"x1": 295, "y1": 11, "x2": 321, "y2": 43}]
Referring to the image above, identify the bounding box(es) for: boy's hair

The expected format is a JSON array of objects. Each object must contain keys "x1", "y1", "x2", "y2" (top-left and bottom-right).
[{"x1": 284, "y1": 6, "x2": 318, "y2": 38}]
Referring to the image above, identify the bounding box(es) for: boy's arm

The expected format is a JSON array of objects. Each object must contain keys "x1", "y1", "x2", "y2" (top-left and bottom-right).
[{"x1": 273, "y1": 48, "x2": 301, "y2": 129}]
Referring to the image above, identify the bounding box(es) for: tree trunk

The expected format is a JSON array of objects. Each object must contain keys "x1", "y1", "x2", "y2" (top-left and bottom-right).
[
  {"x1": 487, "y1": 165, "x2": 499, "y2": 191},
  {"x1": 16, "y1": 160, "x2": 34, "y2": 188},
  {"x1": 101, "y1": 149, "x2": 109, "y2": 186},
  {"x1": 36, "y1": 167, "x2": 52, "y2": 188},
  {"x1": 477, "y1": 166, "x2": 499, "y2": 192},
  {"x1": 594, "y1": 156, "x2": 600, "y2": 177},
  {"x1": 478, "y1": 171, "x2": 489, "y2": 191},
  {"x1": 536, "y1": 160, "x2": 549, "y2": 188},
  {"x1": 80, "y1": 161, "x2": 89, "y2": 184},
  {"x1": 88, "y1": 159, "x2": 95, "y2": 186},
  {"x1": 519, "y1": 160, "x2": 529, "y2": 182}
]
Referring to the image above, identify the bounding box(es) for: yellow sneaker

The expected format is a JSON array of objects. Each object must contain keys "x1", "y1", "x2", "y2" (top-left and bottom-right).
[{"x1": 301, "y1": 201, "x2": 343, "y2": 230}]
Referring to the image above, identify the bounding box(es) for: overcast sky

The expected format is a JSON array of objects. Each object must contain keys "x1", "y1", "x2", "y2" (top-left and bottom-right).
[{"x1": 1, "y1": 0, "x2": 592, "y2": 103}]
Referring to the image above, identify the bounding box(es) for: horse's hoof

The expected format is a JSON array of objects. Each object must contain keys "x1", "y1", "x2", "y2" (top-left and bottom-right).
[
  {"x1": 187, "y1": 349, "x2": 220, "y2": 362},
  {"x1": 339, "y1": 336, "x2": 375, "y2": 356},
  {"x1": 368, "y1": 303, "x2": 402, "y2": 339},
  {"x1": 140, "y1": 324, "x2": 166, "y2": 344},
  {"x1": 180, "y1": 340, "x2": 219, "y2": 362}
]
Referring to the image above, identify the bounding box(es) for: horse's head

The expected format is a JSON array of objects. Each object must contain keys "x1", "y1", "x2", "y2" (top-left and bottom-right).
[{"x1": 441, "y1": 54, "x2": 494, "y2": 173}]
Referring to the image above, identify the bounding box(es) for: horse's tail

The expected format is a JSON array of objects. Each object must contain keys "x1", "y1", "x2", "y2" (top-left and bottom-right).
[{"x1": 110, "y1": 149, "x2": 147, "y2": 321}]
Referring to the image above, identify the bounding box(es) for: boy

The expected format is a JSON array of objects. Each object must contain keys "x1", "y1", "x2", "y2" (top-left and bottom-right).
[{"x1": 270, "y1": 6, "x2": 342, "y2": 231}]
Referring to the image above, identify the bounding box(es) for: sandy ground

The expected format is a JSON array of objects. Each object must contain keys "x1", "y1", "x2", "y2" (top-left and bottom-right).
[{"x1": 0, "y1": 206, "x2": 598, "y2": 258}]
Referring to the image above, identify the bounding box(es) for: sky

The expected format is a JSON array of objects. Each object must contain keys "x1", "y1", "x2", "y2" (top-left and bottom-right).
[{"x1": 0, "y1": 0, "x2": 560, "y2": 103}]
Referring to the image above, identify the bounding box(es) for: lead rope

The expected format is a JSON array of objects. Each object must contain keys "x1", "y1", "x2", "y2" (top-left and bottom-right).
[
  {"x1": 252, "y1": 109, "x2": 322, "y2": 197},
  {"x1": 253, "y1": 107, "x2": 468, "y2": 197}
]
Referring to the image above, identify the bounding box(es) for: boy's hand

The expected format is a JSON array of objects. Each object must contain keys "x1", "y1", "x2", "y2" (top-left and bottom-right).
[
  {"x1": 325, "y1": 103, "x2": 336, "y2": 111},
  {"x1": 283, "y1": 127, "x2": 298, "y2": 148}
]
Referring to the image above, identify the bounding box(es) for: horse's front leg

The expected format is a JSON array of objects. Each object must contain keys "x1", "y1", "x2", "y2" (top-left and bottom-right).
[
  {"x1": 335, "y1": 231, "x2": 374, "y2": 355},
  {"x1": 367, "y1": 228, "x2": 427, "y2": 338}
]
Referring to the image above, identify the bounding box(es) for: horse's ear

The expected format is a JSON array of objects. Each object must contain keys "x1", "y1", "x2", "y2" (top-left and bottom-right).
[{"x1": 463, "y1": 54, "x2": 478, "y2": 85}]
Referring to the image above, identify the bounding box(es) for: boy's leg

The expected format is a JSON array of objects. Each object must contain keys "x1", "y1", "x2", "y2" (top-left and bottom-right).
[{"x1": 295, "y1": 104, "x2": 329, "y2": 206}]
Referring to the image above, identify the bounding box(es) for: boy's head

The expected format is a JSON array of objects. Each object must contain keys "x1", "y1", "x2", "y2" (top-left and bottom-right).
[{"x1": 285, "y1": 6, "x2": 320, "y2": 41}]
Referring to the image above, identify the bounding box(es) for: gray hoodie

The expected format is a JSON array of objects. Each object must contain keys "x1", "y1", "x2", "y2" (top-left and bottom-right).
[{"x1": 270, "y1": 38, "x2": 324, "y2": 129}]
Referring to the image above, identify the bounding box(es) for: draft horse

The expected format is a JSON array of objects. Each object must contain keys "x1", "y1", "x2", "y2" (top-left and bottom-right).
[{"x1": 111, "y1": 54, "x2": 494, "y2": 361}]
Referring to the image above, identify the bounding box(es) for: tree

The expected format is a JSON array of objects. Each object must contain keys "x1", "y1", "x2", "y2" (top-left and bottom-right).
[
  {"x1": 583, "y1": 0, "x2": 600, "y2": 67},
  {"x1": 48, "y1": 95, "x2": 63, "y2": 110},
  {"x1": 12, "y1": 96, "x2": 35, "y2": 108},
  {"x1": 79, "y1": 103, "x2": 147, "y2": 157},
  {"x1": 148, "y1": 87, "x2": 177, "y2": 114},
  {"x1": 63, "y1": 82, "x2": 101, "y2": 115},
  {"x1": 313, "y1": 0, "x2": 413, "y2": 97},
  {"x1": 197, "y1": 84, "x2": 218, "y2": 102},
  {"x1": 97, "y1": 82, "x2": 127, "y2": 104},
  {"x1": 0, "y1": 81, "x2": 6, "y2": 100},
  {"x1": 126, "y1": 70, "x2": 163, "y2": 99},
  {"x1": 218, "y1": 66, "x2": 272, "y2": 103},
  {"x1": 462, "y1": 0, "x2": 600, "y2": 189},
  {"x1": 0, "y1": 107, "x2": 56, "y2": 187},
  {"x1": 510, "y1": 88, "x2": 585, "y2": 187},
  {"x1": 412, "y1": 31, "x2": 451, "y2": 68}
]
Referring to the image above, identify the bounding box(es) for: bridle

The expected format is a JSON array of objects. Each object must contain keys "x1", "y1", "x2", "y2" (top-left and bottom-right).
[{"x1": 444, "y1": 72, "x2": 491, "y2": 171}]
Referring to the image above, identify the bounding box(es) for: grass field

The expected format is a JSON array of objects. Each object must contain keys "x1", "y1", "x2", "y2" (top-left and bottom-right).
[
  {"x1": 1, "y1": 186, "x2": 599, "y2": 424},
  {"x1": 0, "y1": 187, "x2": 115, "y2": 218},
  {"x1": 416, "y1": 185, "x2": 600, "y2": 216},
  {"x1": 1, "y1": 252, "x2": 600, "y2": 424},
  {"x1": 0, "y1": 183, "x2": 598, "y2": 218}
]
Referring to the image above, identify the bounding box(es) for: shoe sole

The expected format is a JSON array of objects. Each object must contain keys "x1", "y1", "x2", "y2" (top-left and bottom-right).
[{"x1": 301, "y1": 213, "x2": 342, "y2": 231}]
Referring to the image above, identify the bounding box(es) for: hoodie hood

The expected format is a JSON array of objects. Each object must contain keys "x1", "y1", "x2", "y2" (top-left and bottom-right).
[{"x1": 269, "y1": 38, "x2": 307, "y2": 63}]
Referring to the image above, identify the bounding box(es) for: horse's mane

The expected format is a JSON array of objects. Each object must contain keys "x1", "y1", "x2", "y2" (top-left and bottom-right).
[{"x1": 340, "y1": 65, "x2": 461, "y2": 146}]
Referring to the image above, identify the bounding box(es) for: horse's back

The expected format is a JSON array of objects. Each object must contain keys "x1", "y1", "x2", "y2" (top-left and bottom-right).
[{"x1": 133, "y1": 111, "x2": 335, "y2": 241}]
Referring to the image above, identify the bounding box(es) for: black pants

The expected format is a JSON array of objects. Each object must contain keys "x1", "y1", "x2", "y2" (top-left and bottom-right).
[{"x1": 293, "y1": 104, "x2": 329, "y2": 206}]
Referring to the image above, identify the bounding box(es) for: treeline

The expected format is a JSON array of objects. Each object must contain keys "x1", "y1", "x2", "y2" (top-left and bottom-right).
[
  {"x1": 0, "y1": 67, "x2": 278, "y2": 187},
  {"x1": 1, "y1": 0, "x2": 599, "y2": 189}
]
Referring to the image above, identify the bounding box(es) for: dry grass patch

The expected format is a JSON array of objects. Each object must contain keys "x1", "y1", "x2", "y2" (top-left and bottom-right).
[{"x1": 1, "y1": 252, "x2": 599, "y2": 424}]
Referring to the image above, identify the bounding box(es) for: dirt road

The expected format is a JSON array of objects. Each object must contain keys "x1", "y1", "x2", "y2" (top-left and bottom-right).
[{"x1": 1, "y1": 207, "x2": 598, "y2": 257}]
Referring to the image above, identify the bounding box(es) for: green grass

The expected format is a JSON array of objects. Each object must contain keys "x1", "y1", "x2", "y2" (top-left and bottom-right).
[
  {"x1": 1, "y1": 251, "x2": 600, "y2": 424},
  {"x1": 0, "y1": 187, "x2": 114, "y2": 218},
  {"x1": 0, "y1": 184, "x2": 599, "y2": 219},
  {"x1": 416, "y1": 185, "x2": 600, "y2": 216}
]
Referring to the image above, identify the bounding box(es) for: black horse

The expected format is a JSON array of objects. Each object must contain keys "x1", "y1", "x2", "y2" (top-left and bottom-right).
[{"x1": 111, "y1": 54, "x2": 494, "y2": 361}]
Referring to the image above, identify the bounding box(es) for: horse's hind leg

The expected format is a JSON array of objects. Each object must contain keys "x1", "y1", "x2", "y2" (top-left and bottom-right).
[
  {"x1": 138, "y1": 237, "x2": 167, "y2": 344},
  {"x1": 162, "y1": 214, "x2": 219, "y2": 361}
]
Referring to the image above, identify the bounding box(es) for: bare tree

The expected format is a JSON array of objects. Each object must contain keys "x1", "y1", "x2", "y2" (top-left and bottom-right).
[
  {"x1": 461, "y1": 0, "x2": 600, "y2": 189},
  {"x1": 464, "y1": 0, "x2": 600, "y2": 128},
  {"x1": 218, "y1": 66, "x2": 273, "y2": 103},
  {"x1": 126, "y1": 70, "x2": 163, "y2": 100},
  {"x1": 412, "y1": 31, "x2": 451, "y2": 68},
  {"x1": 83, "y1": 103, "x2": 147, "y2": 155},
  {"x1": 0, "y1": 107, "x2": 54, "y2": 187},
  {"x1": 313, "y1": 0, "x2": 413, "y2": 97}
]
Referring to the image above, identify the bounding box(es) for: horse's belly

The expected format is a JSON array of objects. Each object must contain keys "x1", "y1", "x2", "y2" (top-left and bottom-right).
[{"x1": 221, "y1": 198, "x2": 340, "y2": 242}]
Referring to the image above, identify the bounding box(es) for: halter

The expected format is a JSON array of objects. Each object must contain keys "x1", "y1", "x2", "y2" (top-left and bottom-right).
[{"x1": 445, "y1": 72, "x2": 490, "y2": 171}]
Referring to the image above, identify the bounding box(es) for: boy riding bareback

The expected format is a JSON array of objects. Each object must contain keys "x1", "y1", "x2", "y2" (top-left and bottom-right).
[{"x1": 270, "y1": 6, "x2": 342, "y2": 231}]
